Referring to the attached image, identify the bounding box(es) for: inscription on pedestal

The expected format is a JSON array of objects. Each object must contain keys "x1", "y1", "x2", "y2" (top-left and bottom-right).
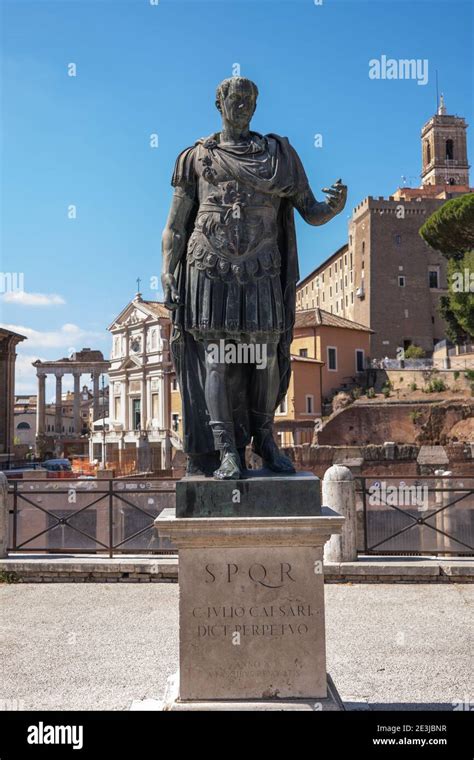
[{"x1": 179, "y1": 546, "x2": 327, "y2": 700}]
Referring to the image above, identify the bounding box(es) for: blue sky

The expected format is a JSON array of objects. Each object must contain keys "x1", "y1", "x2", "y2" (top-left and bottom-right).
[{"x1": 1, "y1": 0, "x2": 472, "y2": 396}]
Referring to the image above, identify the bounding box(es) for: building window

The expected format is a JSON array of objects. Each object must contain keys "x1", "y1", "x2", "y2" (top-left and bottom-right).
[
  {"x1": 344, "y1": 254, "x2": 347, "y2": 266},
  {"x1": 17, "y1": 421, "x2": 31, "y2": 429},
  {"x1": 172, "y1": 413, "x2": 179, "y2": 432},
  {"x1": 425, "y1": 139, "x2": 431, "y2": 165},
  {"x1": 299, "y1": 348, "x2": 308, "y2": 357},
  {"x1": 350, "y1": 253, "x2": 353, "y2": 267},
  {"x1": 132, "y1": 398, "x2": 141, "y2": 430},
  {"x1": 446, "y1": 139, "x2": 454, "y2": 160},
  {"x1": 335, "y1": 282, "x2": 338, "y2": 294},
  {"x1": 345, "y1": 295, "x2": 348, "y2": 307},
  {"x1": 398, "y1": 276, "x2": 406, "y2": 287},
  {"x1": 152, "y1": 392, "x2": 159, "y2": 418},
  {"x1": 306, "y1": 395, "x2": 314, "y2": 414},
  {"x1": 429, "y1": 269, "x2": 439, "y2": 289},
  {"x1": 322, "y1": 292, "x2": 325, "y2": 303},
  {"x1": 172, "y1": 377, "x2": 178, "y2": 391},
  {"x1": 351, "y1": 292, "x2": 354, "y2": 303},
  {"x1": 329, "y1": 266, "x2": 332, "y2": 277},
  {"x1": 329, "y1": 286, "x2": 332, "y2": 297},
  {"x1": 278, "y1": 396, "x2": 287, "y2": 414},
  {"x1": 355, "y1": 349, "x2": 365, "y2": 372},
  {"x1": 327, "y1": 346, "x2": 337, "y2": 371},
  {"x1": 362, "y1": 241, "x2": 365, "y2": 254}
]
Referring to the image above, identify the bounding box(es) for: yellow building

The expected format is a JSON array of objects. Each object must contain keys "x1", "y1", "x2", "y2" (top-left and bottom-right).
[
  {"x1": 167, "y1": 309, "x2": 372, "y2": 449},
  {"x1": 292, "y1": 308, "x2": 373, "y2": 400}
]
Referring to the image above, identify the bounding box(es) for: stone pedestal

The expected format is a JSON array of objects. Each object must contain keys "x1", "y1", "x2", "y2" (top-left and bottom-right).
[{"x1": 154, "y1": 472, "x2": 345, "y2": 710}]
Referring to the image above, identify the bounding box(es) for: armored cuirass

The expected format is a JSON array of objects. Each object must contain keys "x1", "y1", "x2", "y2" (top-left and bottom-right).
[{"x1": 187, "y1": 139, "x2": 282, "y2": 284}]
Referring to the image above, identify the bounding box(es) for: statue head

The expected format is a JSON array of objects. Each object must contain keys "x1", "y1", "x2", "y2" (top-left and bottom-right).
[{"x1": 215, "y1": 77, "x2": 258, "y2": 129}]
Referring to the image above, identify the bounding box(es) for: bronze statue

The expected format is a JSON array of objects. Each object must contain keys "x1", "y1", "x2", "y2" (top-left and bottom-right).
[{"x1": 162, "y1": 77, "x2": 346, "y2": 479}]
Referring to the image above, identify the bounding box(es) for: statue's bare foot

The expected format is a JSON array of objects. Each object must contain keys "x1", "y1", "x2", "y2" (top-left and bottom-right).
[
  {"x1": 254, "y1": 436, "x2": 295, "y2": 474},
  {"x1": 213, "y1": 451, "x2": 242, "y2": 480}
]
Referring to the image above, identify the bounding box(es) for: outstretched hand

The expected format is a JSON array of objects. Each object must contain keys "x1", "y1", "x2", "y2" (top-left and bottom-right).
[{"x1": 321, "y1": 178, "x2": 347, "y2": 215}]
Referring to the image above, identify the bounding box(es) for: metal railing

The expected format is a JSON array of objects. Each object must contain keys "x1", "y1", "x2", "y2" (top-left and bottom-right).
[
  {"x1": 7, "y1": 478, "x2": 178, "y2": 556},
  {"x1": 356, "y1": 476, "x2": 474, "y2": 556}
]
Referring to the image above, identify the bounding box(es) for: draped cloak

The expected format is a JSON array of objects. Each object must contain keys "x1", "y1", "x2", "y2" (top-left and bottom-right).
[{"x1": 167, "y1": 132, "x2": 310, "y2": 455}]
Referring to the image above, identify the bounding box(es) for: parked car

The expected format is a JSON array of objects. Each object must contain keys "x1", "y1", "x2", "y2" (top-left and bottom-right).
[{"x1": 42, "y1": 458, "x2": 72, "y2": 472}]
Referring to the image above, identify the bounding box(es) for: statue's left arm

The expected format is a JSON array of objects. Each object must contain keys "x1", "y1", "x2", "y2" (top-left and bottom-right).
[
  {"x1": 293, "y1": 178, "x2": 347, "y2": 226},
  {"x1": 286, "y1": 143, "x2": 347, "y2": 225}
]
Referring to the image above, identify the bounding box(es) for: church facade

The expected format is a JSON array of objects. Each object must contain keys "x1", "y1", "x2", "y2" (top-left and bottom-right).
[{"x1": 89, "y1": 294, "x2": 174, "y2": 470}]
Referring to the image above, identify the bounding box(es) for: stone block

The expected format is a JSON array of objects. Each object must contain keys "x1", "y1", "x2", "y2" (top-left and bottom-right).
[
  {"x1": 175, "y1": 472, "x2": 321, "y2": 518},
  {"x1": 156, "y1": 498, "x2": 344, "y2": 703}
]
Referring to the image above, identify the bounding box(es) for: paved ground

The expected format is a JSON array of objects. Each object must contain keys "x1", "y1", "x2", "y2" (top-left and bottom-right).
[{"x1": 1, "y1": 583, "x2": 472, "y2": 711}]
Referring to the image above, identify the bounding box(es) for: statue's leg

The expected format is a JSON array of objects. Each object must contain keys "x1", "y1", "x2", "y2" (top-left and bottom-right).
[
  {"x1": 249, "y1": 341, "x2": 295, "y2": 474},
  {"x1": 204, "y1": 340, "x2": 242, "y2": 480}
]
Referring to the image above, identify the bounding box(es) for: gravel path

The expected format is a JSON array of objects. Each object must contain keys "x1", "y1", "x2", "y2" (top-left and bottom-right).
[{"x1": 1, "y1": 583, "x2": 472, "y2": 710}]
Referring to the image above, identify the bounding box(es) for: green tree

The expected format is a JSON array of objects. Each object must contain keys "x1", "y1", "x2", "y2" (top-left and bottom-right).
[
  {"x1": 404, "y1": 344, "x2": 425, "y2": 359},
  {"x1": 420, "y1": 194, "x2": 474, "y2": 339},
  {"x1": 420, "y1": 193, "x2": 474, "y2": 260}
]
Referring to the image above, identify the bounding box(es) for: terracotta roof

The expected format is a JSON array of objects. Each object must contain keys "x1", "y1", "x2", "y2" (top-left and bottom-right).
[
  {"x1": 294, "y1": 308, "x2": 374, "y2": 333},
  {"x1": 142, "y1": 301, "x2": 170, "y2": 319},
  {"x1": 290, "y1": 354, "x2": 323, "y2": 364}
]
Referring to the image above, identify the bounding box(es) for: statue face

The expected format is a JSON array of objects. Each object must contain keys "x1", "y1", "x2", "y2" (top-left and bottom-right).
[{"x1": 219, "y1": 81, "x2": 256, "y2": 129}]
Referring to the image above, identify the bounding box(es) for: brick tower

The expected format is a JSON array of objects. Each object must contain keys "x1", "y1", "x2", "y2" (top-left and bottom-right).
[{"x1": 421, "y1": 95, "x2": 470, "y2": 187}]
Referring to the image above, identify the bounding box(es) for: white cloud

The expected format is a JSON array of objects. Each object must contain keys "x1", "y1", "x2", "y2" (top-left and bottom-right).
[
  {"x1": 2, "y1": 291, "x2": 65, "y2": 306},
  {"x1": 0, "y1": 322, "x2": 103, "y2": 349},
  {"x1": 13, "y1": 353, "x2": 79, "y2": 398},
  {"x1": 9, "y1": 322, "x2": 107, "y2": 396},
  {"x1": 13, "y1": 353, "x2": 46, "y2": 395}
]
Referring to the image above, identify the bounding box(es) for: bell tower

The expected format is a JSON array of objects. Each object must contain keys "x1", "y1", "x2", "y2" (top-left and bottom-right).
[{"x1": 421, "y1": 96, "x2": 470, "y2": 187}]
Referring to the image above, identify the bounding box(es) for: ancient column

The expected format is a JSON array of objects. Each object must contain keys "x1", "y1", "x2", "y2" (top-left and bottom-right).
[
  {"x1": 141, "y1": 373, "x2": 147, "y2": 431},
  {"x1": 92, "y1": 371, "x2": 100, "y2": 422},
  {"x1": 73, "y1": 371, "x2": 81, "y2": 434},
  {"x1": 55, "y1": 372, "x2": 62, "y2": 434},
  {"x1": 36, "y1": 372, "x2": 46, "y2": 435}
]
